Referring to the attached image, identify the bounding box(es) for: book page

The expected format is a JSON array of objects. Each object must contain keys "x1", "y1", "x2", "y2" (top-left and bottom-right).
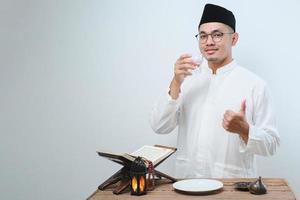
[{"x1": 130, "y1": 145, "x2": 174, "y2": 163}]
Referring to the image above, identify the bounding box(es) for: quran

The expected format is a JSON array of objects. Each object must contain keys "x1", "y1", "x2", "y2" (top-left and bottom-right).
[{"x1": 97, "y1": 144, "x2": 176, "y2": 167}]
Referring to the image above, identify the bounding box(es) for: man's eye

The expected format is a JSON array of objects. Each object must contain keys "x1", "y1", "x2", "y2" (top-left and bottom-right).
[
  {"x1": 200, "y1": 35, "x2": 207, "y2": 39},
  {"x1": 213, "y1": 32, "x2": 223, "y2": 38}
]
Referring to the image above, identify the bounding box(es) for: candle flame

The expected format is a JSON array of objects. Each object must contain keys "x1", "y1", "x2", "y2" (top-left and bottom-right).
[{"x1": 131, "y1": 176, "x2": 137, "y2": 192}]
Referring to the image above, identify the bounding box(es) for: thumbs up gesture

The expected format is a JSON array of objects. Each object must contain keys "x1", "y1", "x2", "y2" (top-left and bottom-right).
[{"x1": 222, "y1": 100, "x2": 249, "y2": 143}]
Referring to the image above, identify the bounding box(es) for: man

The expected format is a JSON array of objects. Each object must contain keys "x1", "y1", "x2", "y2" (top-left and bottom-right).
[{"x1": 150, "y1": 4, "x2": 280, "y2": 178}]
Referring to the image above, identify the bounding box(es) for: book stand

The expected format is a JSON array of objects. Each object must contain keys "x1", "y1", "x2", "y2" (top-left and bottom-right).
[{"x1": 98, "y1": 145, "x2": 177, "y2": 195}]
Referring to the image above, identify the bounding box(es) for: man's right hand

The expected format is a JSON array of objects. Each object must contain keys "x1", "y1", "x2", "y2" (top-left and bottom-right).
[
  {"x1": 169, "y1": 54, "x2": 200, "y2": 99},
  {"x1": 174, "y1": 54, "x2": 199, "y2": 85}
]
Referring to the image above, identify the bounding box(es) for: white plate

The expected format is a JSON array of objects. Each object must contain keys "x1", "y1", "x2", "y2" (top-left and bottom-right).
[{"x1": 173, "y1": 179, "x2": 223, "y2": 194}]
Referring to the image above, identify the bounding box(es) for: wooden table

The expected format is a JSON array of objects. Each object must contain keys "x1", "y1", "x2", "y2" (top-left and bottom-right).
[{"x1": 87, "y1": 178, "x2": 296, "y2": 200}]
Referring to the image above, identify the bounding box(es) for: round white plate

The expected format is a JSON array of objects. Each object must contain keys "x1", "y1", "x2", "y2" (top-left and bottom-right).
[{"x1": 173, "y1": 179, "x2": 223, "y2": 194}]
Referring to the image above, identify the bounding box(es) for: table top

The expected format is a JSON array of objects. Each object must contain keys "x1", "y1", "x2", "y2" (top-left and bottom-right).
[{"x1": 87, "y1": 178, "x2": 296, "y2": 200}]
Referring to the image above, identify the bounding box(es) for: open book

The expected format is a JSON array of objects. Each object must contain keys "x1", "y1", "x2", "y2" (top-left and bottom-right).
[{"x1": 97, "y1": 145, "x2": 176, "y2": 167}]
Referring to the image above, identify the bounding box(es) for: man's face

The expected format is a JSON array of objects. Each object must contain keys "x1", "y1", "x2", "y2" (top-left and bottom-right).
[{"x1": 198, "y1": 22, "x2": 237, "y2": 64}]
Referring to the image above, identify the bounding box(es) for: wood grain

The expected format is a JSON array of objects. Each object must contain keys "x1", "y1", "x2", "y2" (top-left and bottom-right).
[{"x1": 87, "y1": 178, "x2": 296, "y2": 200}]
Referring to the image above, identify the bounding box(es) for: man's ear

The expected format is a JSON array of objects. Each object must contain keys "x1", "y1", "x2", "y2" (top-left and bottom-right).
[{"x1": 232, "y1": 32, "x2": 239, "y2": 46}]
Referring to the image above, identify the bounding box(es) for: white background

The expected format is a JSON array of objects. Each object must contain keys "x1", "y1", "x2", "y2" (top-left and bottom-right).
[{"x1": 1, "y1": 0, "x2": 299, "y2": 199}]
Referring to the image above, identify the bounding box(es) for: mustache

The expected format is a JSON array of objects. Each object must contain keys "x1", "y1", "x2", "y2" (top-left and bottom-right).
[{"x1": 204, "y1": 48, "x2": 218, "y2": 51}]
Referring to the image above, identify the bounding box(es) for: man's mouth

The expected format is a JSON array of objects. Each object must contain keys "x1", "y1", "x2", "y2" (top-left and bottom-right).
[{"x1": 205, "y1": 48, "x2": 218, "y2": 55}]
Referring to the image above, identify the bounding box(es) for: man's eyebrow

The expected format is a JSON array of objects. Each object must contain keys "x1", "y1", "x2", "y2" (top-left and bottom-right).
[{"x1": 200, "y1": 29, "x2": 222, "y2": 34}]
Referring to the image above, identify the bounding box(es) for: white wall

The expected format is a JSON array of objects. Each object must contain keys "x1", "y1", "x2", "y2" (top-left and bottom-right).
[{"x1": 1, "y1": 0, "x2": 299, "y2": 199}]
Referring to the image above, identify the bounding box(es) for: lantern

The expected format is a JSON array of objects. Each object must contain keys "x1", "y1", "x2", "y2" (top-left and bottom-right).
[{"x1": 130, "y1": 157, "x2": 147, "y2": 195}]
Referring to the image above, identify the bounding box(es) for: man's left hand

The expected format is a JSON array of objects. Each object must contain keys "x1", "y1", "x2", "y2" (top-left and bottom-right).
[{"x1": 222, "y1": 100, "x2": 249, "y2": 143}]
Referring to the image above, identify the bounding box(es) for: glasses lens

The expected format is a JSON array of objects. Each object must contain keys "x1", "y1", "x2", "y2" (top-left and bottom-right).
[
  {"x1": 199, "y1": 34, "x2": 207, "y2": 43},
  {"x1": 212, "y1": 32, "x2": 223, "y2": 42}
]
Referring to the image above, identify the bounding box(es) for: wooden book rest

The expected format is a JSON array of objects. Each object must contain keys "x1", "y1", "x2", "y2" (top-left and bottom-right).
[{"x1": 98, "y1": 145, "x2": 177, "y2": 195}]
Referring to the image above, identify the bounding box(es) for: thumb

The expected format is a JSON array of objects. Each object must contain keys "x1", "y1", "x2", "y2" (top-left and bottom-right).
[{"x1": 240, "y1": 99, "x2": 246, "y2": 114}]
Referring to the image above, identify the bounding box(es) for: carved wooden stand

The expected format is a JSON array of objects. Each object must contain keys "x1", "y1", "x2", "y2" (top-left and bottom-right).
[{"x1": 98, "y1": 145, "x2": 177, "y2": 195}]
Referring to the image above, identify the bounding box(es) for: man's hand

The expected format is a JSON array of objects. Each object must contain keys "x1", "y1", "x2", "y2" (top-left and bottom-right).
[
  {"x1": 222, "y1": 100, "x2": 249, "y2": 143},
  {"x1": 169, "y1": 54, "x2": 200, "y2": 99},
  {"x1": 173, "y1": 54, "x2": 199, "y2": 84}
]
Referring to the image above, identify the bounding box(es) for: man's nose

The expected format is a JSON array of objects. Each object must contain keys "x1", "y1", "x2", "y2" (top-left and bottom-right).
[{"x1": 206, "y1": 35, "x2": 215, "y2": 45}]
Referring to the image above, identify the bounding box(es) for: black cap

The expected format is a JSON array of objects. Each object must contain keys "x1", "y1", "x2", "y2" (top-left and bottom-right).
[{"x1": 199, "y1": 4, "x2": 236, "y2": 32}]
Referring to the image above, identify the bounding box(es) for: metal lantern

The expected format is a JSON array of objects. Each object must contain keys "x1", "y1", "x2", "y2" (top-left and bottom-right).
[{"x1": 130, "y1": 157, "x2": 147, "y2": 195}]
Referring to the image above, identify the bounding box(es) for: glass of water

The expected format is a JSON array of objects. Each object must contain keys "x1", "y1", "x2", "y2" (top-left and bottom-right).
[{"x1": 189, "y1": 53, "x2": 203, "y2": 74}]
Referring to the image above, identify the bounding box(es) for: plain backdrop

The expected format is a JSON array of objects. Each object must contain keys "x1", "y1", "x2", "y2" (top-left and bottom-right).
[{"x1": 1, "y1": 0, "x2": 300, "y2": 199}]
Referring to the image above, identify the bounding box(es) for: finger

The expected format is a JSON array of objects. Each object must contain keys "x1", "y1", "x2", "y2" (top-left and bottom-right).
[
  {"x1": 224, "y1": 110, "x2": 232, "y2": 115},
  {"x1": 222, "y1": 120, "x2": 229, "y2": 129},
  {"x1": 223, "y1": 115, "x2": 233, "y2": 124},
  {"x1": 222, "y1": 121, "x2": 229, "y2": 131},
  {"x1": 178, "y1": 53, "x2": 192, "y2": 60},
  {"x1": 179, "y1": 58, "x2": 200, "y2": 66},
  {"x1": 224, "y1": 111, "x2": 234, "y2": 120},
  {"x1": 175, "y1": 69, "x2": 192, "y2": 76},
  {"x1": 227, "y1": 110, "x2": 236, "y2": 115},
  {"x1": 175, "y1": 66, "x2": 194, "y2": 74},
  {"x1": 223, "y1": 117, "x2": 230, "y2": 124},
  {"x1": 177, "y1": 64, "x2": 196, "y2": 71},
  {"x1": 223, "y1": 122, "x2": 234, "y2": 132},
  {"x1": 240, "y1": 99, "x2": 246, "y2": 114},
  {"x1": 178, "y1": 60, "x2": 198, "y2": 67}
]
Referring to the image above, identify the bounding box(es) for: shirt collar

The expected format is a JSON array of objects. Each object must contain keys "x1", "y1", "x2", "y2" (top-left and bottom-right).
[{"x1": 204, "y1": 60, "x2": 237, "y2": 75}]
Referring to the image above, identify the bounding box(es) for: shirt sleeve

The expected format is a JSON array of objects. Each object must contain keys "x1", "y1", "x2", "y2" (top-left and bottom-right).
[
  {"x1": 239, "y1": 84, "x2": 280, "y2": 156},
  {"x1": 149, "y1": 88, "x2": 182, "y2": 134}
]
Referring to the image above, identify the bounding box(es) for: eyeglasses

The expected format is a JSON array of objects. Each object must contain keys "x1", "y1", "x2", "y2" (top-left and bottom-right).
[{"x1": 195, "y1": 31, "x2": 234, "y2": 44}]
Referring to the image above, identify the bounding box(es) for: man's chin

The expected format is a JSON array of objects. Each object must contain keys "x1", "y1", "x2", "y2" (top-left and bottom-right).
[{"x1": 206, "y1": 57, "x2": 218, "y2": 62}]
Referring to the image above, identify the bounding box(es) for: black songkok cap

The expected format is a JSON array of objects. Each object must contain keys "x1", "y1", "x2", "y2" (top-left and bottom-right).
[{"x1": 199, "y1": 4, "x2": 236, "y2": 32}]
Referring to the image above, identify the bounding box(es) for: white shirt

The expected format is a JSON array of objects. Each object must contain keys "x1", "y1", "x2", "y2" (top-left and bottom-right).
[{"x1": 150, "y1": 60, "x2": 280, "y2": 178}]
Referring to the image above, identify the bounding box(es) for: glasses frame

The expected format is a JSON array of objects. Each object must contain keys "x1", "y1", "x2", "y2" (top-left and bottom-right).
[{"x1": 195, "y1": 31, "x2": 234, "y2": 44}]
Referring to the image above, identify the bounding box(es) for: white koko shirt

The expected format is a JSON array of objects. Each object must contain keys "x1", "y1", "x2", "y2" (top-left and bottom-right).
[{"x1": 150, "y1": 60, "x2": 280, "y2": 178}]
